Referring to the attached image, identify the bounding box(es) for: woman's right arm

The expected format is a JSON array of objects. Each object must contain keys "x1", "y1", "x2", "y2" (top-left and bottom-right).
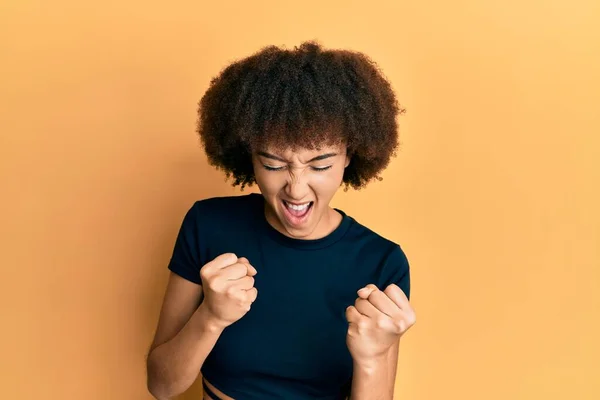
[
  {"x1": 146, "y1": 272, "x2": 223, "y2": 400},
  {"x1": 146, "y1": 253, "x2": 257, "y2": 400}
]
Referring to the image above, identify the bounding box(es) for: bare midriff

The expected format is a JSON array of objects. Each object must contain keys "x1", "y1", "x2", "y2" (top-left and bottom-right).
[{"x1": 203, "y1": 378, "x2": 234, "y2": 400}]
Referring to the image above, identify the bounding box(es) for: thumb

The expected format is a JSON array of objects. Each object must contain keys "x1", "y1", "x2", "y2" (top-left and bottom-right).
[
  {"x1": 246, "y1": 263, "x2": 258, "y2": 276},
  {"x1": 357, "y1": 284, "x2": 378, "y2": 299},
  {"x1": 209, "y1": 253, "x2": 238, "y2": 269},
  {"x1": 238, "y1": 257, "x2": 258, "y2": 276}
]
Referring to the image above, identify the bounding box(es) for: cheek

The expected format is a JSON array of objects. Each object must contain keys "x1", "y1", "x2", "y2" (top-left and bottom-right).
[
  {"x1": 312, "y1": 169, "x2": 344, "y2": 195},
  {"x1": 254, "y1": 170, "x2": 284, "y2": 195}
]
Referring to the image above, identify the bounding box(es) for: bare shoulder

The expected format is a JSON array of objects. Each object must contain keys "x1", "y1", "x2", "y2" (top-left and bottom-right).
[{"x1": 149, "y1": 272, "x2": 204, "y2": 352}]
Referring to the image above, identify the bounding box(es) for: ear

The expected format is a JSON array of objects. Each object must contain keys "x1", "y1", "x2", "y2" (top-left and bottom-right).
[{"x1": 344, "y1": 153, "x2": 351, "y2": 168}]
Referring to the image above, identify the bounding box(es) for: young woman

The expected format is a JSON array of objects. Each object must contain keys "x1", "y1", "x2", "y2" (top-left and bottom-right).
[{"x1": 146, "y1": 41, "x2": 416, "y2": 400}]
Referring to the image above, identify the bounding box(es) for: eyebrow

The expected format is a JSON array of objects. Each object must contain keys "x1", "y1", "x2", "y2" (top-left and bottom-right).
[{"x1": 257, "y1": 151, "x2": 338, "y2": 163}]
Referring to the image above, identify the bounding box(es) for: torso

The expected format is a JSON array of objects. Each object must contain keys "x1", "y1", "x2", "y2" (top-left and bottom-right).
[{"x1": 169, "y1": 194, "x2": 409, "y2": 399}]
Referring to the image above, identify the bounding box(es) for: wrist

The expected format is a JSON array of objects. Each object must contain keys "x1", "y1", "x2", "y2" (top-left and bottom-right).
[
  {"x1": 352, "y1": 354, "x2": 388, "y2": 376},
  {"x1": 194, "y1": 303, "x2": 226, "y2": 335}
]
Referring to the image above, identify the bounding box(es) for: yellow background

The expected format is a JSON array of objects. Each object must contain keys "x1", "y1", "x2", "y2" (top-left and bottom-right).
[{"x1": 1, "y1": 1, "x2": 599, "y2": 399}]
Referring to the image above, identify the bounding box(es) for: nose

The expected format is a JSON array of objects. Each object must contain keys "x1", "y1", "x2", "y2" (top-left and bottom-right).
[{"x1": 284, "y1": 169, "x2": 309, "y2": 200}]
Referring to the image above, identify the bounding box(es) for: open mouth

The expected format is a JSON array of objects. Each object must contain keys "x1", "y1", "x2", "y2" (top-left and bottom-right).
[{"x1": 281, "y1": 199, "x2": 314, "y2": 226}]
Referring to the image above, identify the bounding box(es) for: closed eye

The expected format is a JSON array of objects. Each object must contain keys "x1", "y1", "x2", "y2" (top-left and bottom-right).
[
  {"x1": 262, "y1": 165, "x2": 333, "y2": 172},
  {"x1": 262, "y1": 165, "x2": 285, "y2": 171}
]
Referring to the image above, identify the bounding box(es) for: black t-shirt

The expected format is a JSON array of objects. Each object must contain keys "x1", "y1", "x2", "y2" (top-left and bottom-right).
[{"x1": 168, "y1": 193, "x2": 411, "y2": 399}]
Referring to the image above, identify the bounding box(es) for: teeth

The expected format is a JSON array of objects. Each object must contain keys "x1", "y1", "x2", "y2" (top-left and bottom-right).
[{"x1": 285, "y1": 201, "x2": 310, "y2": 211}]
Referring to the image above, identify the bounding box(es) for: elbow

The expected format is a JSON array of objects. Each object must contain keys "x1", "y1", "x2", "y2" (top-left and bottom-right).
[
  {"x1": 147, "y1": 389, "x2": 169, "y2": 400},
  {"x1": 147, "y1": 381, "x2": 167, "y2": 400},
  {"x1": 146, "y1": 346, "x2": 198, "y2": 399},
  {"x1": 147, "y1": 380, "x2": 168, "y2": 400},
  {"x1": 146, "y1": 354, "x2": 174, "y2": 400},
  {"x1": 146, "y1": 372, "x2": 168, "y2": 400}
]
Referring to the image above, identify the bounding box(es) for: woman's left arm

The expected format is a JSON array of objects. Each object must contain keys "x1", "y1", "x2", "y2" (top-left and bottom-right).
[
  {"x1": 345, "y1": 284, "x2": 415, "y2": 400},
  {"x1": 349, "y1": 339, "x2": 399, "y2": 400}
]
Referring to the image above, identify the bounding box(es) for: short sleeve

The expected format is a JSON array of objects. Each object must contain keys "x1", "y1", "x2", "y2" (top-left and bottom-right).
[
  {"x1": 167, "y1": 202, "x2": 202, "y2": 285},
  {"x1": 381, "y1": 244, "x2": 411, "y2": 300}
]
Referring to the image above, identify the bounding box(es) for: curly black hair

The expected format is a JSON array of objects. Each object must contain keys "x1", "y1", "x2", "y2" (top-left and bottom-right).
[{"x1": 196, "y1": 40, "x2": 405, "y2": 190}]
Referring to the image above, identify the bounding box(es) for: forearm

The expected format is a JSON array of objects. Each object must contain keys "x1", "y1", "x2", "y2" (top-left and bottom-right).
[
  {"x1": 350, "y1": 348, "x2": 397, "y2": 400},
  {"x1": 386, "y1": 341, "x2": 399, "y2": 395},
  {"x1": 147, "y1": 304, "x2": 223, "y2": 400}
]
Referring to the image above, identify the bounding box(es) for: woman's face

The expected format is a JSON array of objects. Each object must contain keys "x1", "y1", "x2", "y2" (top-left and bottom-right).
[{"x1": 252, "y1": 143, "x2": 350, "y2": 240}]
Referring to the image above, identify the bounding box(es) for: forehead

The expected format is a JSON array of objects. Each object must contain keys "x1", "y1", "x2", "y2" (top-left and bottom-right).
[{"x1": 259, "y1": 143, "x2": 345, "y2": 157}]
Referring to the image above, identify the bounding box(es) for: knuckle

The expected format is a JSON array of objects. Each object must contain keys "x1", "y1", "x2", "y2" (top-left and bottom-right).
[
  {"x1": 375, "y1": 318, "x2": 388, "y2": 330},
  {"x1": 199, "y1": 268, "x2": 209, "y2": 281},
  {"x1": 408, "y1": 313, "x2": 417, "y2": 326},
  {"x1": 357, "y1": 319, "x2": 369, "y2": 331},
  {"x1": 225, "y1": 286, "x2": 237, "y2": 297},
  {"x1": 393, "y1": 319, "x2": 404, "y2": 332},
  {"x1": 207, "y1": 279, "x2": 220, "y2": 292},
  {"x1": 399, "y1": 320, "x2": 407, "y2": 332}
]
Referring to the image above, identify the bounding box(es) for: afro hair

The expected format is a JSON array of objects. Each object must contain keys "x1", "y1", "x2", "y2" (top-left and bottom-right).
[{"x1": 196, "y1": 40, "x2": 405, "y2": 190}]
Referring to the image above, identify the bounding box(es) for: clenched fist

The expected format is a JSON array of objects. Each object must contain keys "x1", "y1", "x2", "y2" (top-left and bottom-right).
[
  {"x1": 345, "y1": 283, "x2": 415, "y2": 364},
  {"x1": 199, "y1": 253, "x2": 258, "y2": 330}
]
